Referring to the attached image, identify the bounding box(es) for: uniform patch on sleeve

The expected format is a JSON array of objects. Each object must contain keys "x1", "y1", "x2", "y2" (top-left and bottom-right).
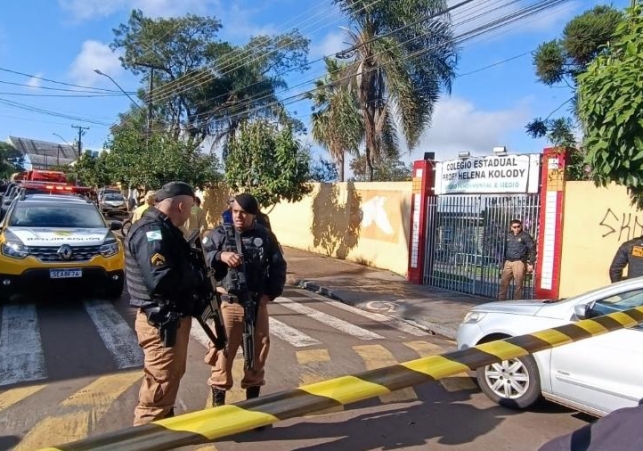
[
  {"x1": 146, "y1": 230, "x2": 162, "y2": 241},
  {"x1": 151, "y1": 253, "x2": 166, "y2": 266},
  {"x1": 632, "y1": 246, "x2": 643, "y2": 257}
]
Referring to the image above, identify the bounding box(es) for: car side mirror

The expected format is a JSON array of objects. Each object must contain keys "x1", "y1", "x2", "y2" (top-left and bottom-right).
[
  {"x1": 109, "y1": 221, "x2": 122, "y2": 231},
  {"x1": 573, "y1": 304, "x2": 587, "y2": 320}
]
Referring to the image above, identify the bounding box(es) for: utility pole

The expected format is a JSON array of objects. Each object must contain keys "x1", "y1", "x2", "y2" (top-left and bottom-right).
[
  {"x1": 133, "y1": 62, "x2": 165, "y2": 141},
  {"x1": 71, "y1": 125, "x2": 89, "y2": 158}
]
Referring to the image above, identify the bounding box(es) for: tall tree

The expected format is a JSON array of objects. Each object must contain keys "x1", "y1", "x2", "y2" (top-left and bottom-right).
[
  {"x1": 307, "y1": 57, "x2": 363, "y2": 182},
  {"x1": 333, "y1": 0, "x2": 457, "y2": 181},
  {"x1": 526, "y1": 5, "x2": 624, "y2": 145},
  {"x1": 225, "y1": 120, "x2": 311, "y2": 208},
  {"x1": 577, "y1": 3, "x2": 643, "y2": 207},
  {"x1": 111, "y1": 10, "x2": 310, "y2": 148},
  {"x1": 350, "y1": 151, "x2": 412, "y2": 182},
  {"x1": 0, "y1": 142, "x2": 24, "y2": 179}
]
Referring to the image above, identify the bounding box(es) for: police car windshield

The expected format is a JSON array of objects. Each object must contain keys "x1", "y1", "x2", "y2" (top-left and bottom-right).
[
  {"x1": 9, "y1": 204, "x2": 106, "y2": 228},
  {"x1": 104, "y1": 193, "x2": 124, "y2": 201}
]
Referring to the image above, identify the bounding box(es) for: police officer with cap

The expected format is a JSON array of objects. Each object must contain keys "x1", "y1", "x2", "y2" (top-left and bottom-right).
[
  {"x1": 609, "y1": 236, "x2": 643, "y2": 282},
  {"x1": 126, "y1": 181, "x2": 201, "y2": 426},
  {"x1": 204, "y1": 192, "x2": 286, "y2": 408}
]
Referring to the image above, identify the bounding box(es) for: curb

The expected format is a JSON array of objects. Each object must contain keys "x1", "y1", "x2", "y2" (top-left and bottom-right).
[{"x1": 291, "y1": 278, "x2": 458, "y2": 340}]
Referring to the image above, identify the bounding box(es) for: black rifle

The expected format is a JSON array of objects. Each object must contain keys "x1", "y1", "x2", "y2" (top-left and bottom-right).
[
  {"x1": 224, "y1": 225, "x2": 259, "y2": 371},
  {"x1": 186, "y1": 231, "x2": 228, "y2": 353}
]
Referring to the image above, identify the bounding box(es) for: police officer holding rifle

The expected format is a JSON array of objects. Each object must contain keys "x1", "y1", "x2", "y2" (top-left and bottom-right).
[
  {"x1": 204, "y1": 193, "x2": 286, "y2": 409},
  {"x1": 125, "y1": 181, "x2": 226, "y2": 426}
]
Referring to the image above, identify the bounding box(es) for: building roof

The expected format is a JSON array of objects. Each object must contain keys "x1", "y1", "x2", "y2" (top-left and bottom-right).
[{"x1": 8, "y1": 136, "x2": 77, "y2": 168}]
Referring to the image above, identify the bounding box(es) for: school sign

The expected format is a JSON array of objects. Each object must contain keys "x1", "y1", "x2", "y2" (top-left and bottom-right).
[{"x1": 434, "y1": 154, "x2": 541, "y2": 195}]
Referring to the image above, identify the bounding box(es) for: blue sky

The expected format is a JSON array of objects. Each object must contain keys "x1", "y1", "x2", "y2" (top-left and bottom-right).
[{"x1": 0, "y1": 0, "x2": 631, "y2": 166}]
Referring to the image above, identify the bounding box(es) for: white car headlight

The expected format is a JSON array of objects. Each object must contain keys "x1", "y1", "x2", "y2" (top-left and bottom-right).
[
  {"x1": 1, "y1": 230, "x2": 29, "y2": 259},
  {"x1": 463, "y1": 311, "x2": 487, "y2": 324}
]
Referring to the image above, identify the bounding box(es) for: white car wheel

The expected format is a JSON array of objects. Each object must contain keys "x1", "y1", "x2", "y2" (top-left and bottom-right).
[{"x1": 476, "y1": 354, "x2": 541, "y2": 409}]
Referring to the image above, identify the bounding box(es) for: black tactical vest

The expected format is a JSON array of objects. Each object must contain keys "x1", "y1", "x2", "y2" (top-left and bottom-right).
[{"x1": 221, "y1": 224, "x2": 268, "y2": 296}]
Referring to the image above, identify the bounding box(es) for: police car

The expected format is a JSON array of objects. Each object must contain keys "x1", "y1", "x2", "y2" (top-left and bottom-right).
[{"x1": 0, "y1": 191, "x2": 125, "y2": 301}]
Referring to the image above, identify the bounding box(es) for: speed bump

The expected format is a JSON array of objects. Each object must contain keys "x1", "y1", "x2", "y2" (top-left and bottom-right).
[{"x1": 40, "y1": 306, "x2": 643, "y2": 451}]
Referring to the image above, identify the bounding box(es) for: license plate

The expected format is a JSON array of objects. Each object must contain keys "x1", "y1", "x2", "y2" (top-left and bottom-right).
[{"x1": 50, "y1": 269, "x2": 82, "y2": 279}]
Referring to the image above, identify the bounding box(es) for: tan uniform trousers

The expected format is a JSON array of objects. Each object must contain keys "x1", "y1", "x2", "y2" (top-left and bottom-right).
[
  {"x1": 498, "y1": 260, "x2": 527, "y2": 301},
  {"x1": 133, "y1": 310, "x2": 192, "y2": 426},
  {"x1": 205, "y1": 300, "x2": 270, "y2": 390}
]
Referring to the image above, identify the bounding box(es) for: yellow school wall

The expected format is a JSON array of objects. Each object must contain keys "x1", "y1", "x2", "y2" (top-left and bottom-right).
[
  {"x1": 559, "y1": 182, "x2": 643, "y2": 297},
  {"x1": 203, "y1": 182, "x2": 413, "y2": 276}
]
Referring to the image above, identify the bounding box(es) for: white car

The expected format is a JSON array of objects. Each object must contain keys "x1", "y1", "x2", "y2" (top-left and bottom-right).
[{"x1": 456, "y1": 278, "x2": 643, "y2": 417}]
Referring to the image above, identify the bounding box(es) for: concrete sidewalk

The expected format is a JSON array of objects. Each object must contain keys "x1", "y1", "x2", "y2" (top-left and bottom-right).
[{"x1": 283, "y1": 247, "x2": 494, "y2": 340}]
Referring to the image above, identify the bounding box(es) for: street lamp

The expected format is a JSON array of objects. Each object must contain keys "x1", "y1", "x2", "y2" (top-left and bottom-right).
[{"x1": 94, "y1": 69, "x2": 144, "y2": 111}]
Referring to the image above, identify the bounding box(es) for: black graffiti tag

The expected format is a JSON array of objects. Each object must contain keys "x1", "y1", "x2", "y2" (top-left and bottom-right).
[{"x1": 599, "y1": 208, "x2": 643, "y2": 241}]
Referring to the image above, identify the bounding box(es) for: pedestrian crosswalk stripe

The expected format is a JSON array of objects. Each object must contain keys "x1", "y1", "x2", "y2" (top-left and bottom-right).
[
  {"x1": 270, "y1": 316, "x2": 321, "y2": 347},
  {"x1": 296, "y1": 349, "x2": 343, "y2": 416},
  {"x1": 353, "y1": 345, "x2": 417, "y2": 403},
  {"x1": 403, "y1": 340, "x2": 446, "y2": 357},
  {"x1": 83, "y1": 299, "x2": 143, "y2": 369},
  {"x1": 14, "y1": 370, "x2": 141, "y2": 451},
  {"x1": 0, "y1": 384, "x2": 45, "y2": 413},
  {"x1": 275, "y1": 297, "x2": 384, "y2": 341},
  {"x1": 0, "y1": 304, "x2": 46, "y2": 387},
  {"x1": 292, "y1": 293, "x2": 429, "y2": 337}
]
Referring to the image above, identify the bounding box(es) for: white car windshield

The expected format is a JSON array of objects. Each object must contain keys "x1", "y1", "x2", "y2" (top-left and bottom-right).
[
  {"x1": 104, "y1": 193, "x2": 124, "y2": 201},
  {"x1": 9, "y1": 204, "x2": 106, "y2": 228}
]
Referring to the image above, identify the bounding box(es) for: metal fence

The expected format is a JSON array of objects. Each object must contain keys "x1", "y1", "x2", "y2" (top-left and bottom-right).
[{"x1": 424, "y1": 193, "x2": 541, "y2": 299}]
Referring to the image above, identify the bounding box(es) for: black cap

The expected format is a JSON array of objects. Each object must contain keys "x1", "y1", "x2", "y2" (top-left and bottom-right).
[
  {"x1": 155, "y1": 181, "x2": 195, "y2": 202},
  {"x1": 233, "y1": 193, "x2": 259, "y2": 215}
]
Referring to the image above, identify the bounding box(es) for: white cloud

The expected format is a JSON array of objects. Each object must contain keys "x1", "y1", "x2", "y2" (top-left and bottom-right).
[
  {"x1": 310, "y1": 29, "x2": 349, "y2": 59},
  {"x1": 69, "y1": 40, "x2": 123, "y2": 86},
  {"x1": 407, "y1": 96, "x2": 532, "y2": 162},
  {"x1": 26, "y1": 74, "x2": 43, "y2": 89},
  {"x1": 58, "y1": 0, "x2": 219, "y2": 20}
]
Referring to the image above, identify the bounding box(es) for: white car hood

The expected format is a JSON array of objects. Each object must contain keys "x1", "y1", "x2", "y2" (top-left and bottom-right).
[
  {"x1": 471, "y1": 300, "x2": 547, "y2": 316},
  {"x1": 9, "y1": 227, "x2": 108, "y2": 246}
]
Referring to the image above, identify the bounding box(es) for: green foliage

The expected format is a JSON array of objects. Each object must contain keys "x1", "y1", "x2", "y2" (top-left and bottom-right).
[
  {"x1": 349, "y1": 152, "x2": 412, "y2": 182},
  {"x1": 106, "y1": 113, "x2": 221, "y2": 189},
  {"x1": 334, "y1": 0, "x2": 456, "y2": 181},
  {"x1": 577, "y1": 4, "x2": 643, "y2": 206},
  {"x1": 527, "y1": 5, "x2": 623, "y2": 148},
  {"x1": 309, "y1": 157, "x2": 339, "y2": 183},
  {"x1": 307, "y1": 57, "x2": 363, "y2": 182},
  {"x1": 111, "y1": 10, "x2": 309, "y2": 147},
  {"x1": 0, "y1": 142, "x2": 24, "y2": 179},
  {"x1": 225, "y1": 120, "x2": 312, "y2": 208}
]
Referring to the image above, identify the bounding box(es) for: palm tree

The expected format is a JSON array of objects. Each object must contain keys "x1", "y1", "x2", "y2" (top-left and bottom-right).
[
  {"x1": 307, "y1": 57, "x2": 363, "y2": 182},
  {"x1": 334, "y1": 0, "x2": 457, "y2": 181}
]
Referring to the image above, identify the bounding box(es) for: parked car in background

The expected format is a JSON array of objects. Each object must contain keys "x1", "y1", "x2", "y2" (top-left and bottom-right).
[
  {"x1": 456, "y1": 278, "x2": 643, "y2": 418},
  {"x1": 99, "y1": 192, "x2": 127, "y2": 216},
  {"x1": 0, "y1": 193, "x2": 124, "y2": 301}
]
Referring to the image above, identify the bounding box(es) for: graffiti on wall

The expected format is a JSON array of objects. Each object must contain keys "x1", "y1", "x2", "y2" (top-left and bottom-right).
[
  {"x1": 359, "y1": 191, "x2": 401, "y2": 243},
  {"x1": 599, "y1": 208, "x2": 643, "y2": 242}
]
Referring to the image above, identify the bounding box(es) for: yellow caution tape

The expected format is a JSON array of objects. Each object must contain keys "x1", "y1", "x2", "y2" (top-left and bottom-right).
[{"x1": 40, "y1": 306, "x2": 643, "y2": 451}]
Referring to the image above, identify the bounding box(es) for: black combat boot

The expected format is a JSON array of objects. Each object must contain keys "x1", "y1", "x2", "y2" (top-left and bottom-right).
[
  {"x1": 212, "y1": 388, "x2": 226, "y2": 407},
  {"x1": 246, "y1": 386, "x2": 261, "y2": 400},
  {"x1": 246, "y1": 387, "x2": 271, "y2": 431}
]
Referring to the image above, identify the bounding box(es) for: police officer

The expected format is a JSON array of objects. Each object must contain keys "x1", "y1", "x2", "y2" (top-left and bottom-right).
[
  {"x1": 125, "y1": 181, "x2": 201, "y2": 426},
  {"x1": 204, "y1": 193, "x2": 286, "y2": 408},
  {"x1": 498, "y1": 219, "x2": 536, "y2": 300},
  {"x1": 609, "y1": 236, "x2": 643, "y2": 282}
]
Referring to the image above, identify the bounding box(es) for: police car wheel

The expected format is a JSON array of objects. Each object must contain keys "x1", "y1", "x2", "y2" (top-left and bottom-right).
[
  {"x1": 105, "y1": 278, "x2": 124, "y2": 299},
  {"x1": 476, "y1": 354, "x2": 541, "y2": 410}
]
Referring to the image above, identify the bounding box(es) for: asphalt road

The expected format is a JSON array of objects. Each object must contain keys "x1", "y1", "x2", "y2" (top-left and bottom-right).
[{"x1": 0, "y1": 288, "x2": 593, "y2": 451}]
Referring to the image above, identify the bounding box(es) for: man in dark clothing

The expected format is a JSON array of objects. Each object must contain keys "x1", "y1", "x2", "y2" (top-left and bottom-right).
[
  {"x1": 203, "y1": 193, "x2": 286, "y2": 409},
  {"x1": 125, "y1": 181, "x2": 202, "y2": 426},
  {"x1": 498, "y1": 219, "x2": 536, "y2": 300},
  {"x1": 539, "y1": 403, "x2": 643, "y2": 451},
  {"x1": 608, "y1": 237, "x2": 643, "y2": 282}
]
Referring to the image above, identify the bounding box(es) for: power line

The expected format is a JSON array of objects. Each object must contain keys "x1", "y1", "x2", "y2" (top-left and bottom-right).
[
  {"x1": 150, "y1": 0, "x2": 527, "y2": 125},
  {"x1": 458, "y1": 50, "x2": 533, "y2": 77},
  {"x1": 0, "y1": 67, "x2": 127, "y2": 93},
  {"x1": 150, "y1": 0, "x2": 490, "y2": 107},
  {"x1": 146, "y1": 0, "x2": 569, "y2": 134}
]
